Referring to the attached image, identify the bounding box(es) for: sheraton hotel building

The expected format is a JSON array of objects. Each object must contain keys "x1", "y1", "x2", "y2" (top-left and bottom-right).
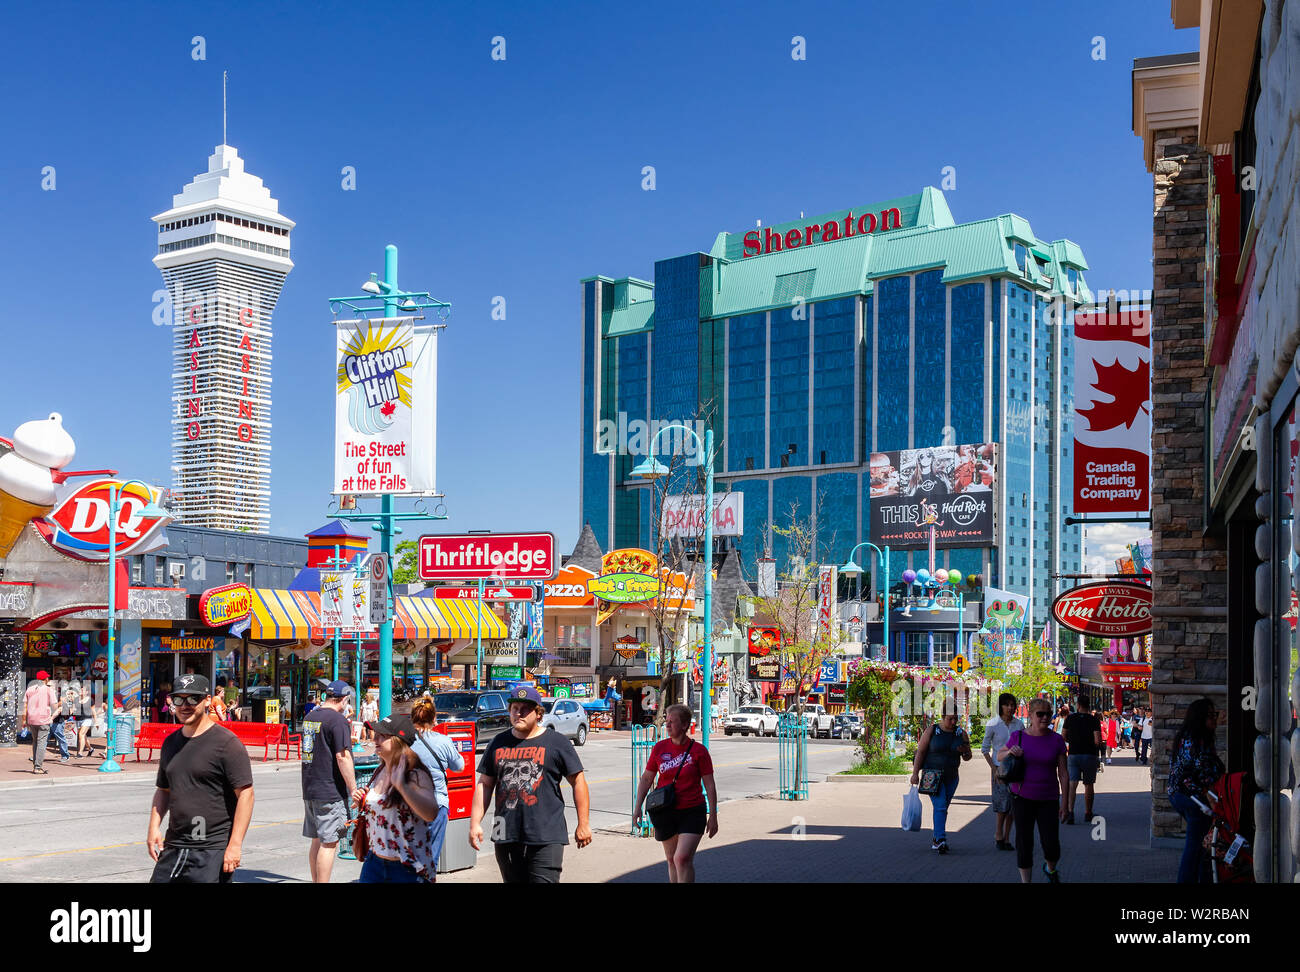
[{"x1": 579, "y1": 188, "x2": 1090, "y2": 651}]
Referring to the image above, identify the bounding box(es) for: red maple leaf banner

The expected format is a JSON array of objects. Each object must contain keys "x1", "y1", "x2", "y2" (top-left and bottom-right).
[
  {"x1": 1078, "y1": 358, "x2": 1150, "y2": 432},
  {"x1": 380, "y1": 401, "x2": 396, "y2": 417}
]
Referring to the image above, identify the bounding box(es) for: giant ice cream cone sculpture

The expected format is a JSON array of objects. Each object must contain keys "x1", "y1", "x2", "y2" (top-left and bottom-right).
[{"x1": 0, "y1": 413, "x2": 75, "y2": 556}]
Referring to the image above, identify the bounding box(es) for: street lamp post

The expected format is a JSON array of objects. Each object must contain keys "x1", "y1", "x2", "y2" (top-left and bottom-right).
[
  {"x1": 101, "y1": 480, "x2": 168, "y2": 774},
  {"x1": 328, "y1": 244, "x2": 450, "y2": 718},
  {"x1": 631, "y1": 424, "x2": 714, "y2": 747},
  {"x1": 475, "y1": 574, "x2": 507, "y2": 690},
  {"x1": 839, "y1": 542, "x2": 891, "y2": 662}
]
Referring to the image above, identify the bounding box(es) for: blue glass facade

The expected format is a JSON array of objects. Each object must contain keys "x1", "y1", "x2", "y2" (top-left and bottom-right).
[
  {"x1": 949, "y1": 282, "x2": 986, "y2": 446},
  {"x1": 581, "y1": 280, "x2": 610, "y2": 549},
  {"x1": 815, "y1": 471, "x2": 858, "y2": 567},
  {"x1": 875, "y1": 276, "x2": 911, "y2": 453},
  {"x1": 768, "y1": 306, "x2": 809, "y2": 468},
  {"x1": 650, "y1": 255, "x2": 701, "y2": 427},
  {"x1": 726, "y1": 313, "x2": 766, "y2": 474},
  {"x1": 771, "y1": 476, "x2": 812, "y2": 568},
  {"x1": 733, "y1": 478, "x2": 770, "y2": 566},
  {"x1": 913, "y1": 269, "x2": 946, "y2": 447},
  {"x1": 813, "y1": 298, "x2": 856, "y2": 467}
]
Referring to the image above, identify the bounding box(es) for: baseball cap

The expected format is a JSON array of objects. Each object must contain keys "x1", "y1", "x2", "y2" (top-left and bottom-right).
[
  {"x1": 35, "y1": 670, "x2": 49, "y2": 681},
  {"x1": 507, "y1": 684, "x2": 543, "y2": 707},
  {"x1": 366, "y1": 712, "x2": 417, "y2": 745},
  {"x1": 172, "y1": 673, "x2": 210, "y2": 696},
  {"x1": 325, "y1": 680, "x2": 353, "y2": 698}
]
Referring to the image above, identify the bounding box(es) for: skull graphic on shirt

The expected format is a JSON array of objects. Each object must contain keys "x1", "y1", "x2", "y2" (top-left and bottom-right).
[{"x1": 499, "y1": 757, "x2": 544, "y2": 809}]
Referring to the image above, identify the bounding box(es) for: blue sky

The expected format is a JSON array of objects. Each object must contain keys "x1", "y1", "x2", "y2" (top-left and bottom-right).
[{"x1": 0, "y1": 1, "x2": 1187, "y2": 556}]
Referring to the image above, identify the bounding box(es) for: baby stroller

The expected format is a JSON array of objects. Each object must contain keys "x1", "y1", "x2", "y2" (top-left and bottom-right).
[{"x1": 1202, "y1": 771, "x2": 1255, "y2": 884}]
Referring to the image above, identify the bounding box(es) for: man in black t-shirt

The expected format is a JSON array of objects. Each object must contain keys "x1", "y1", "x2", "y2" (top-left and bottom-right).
[
  {"x1": 146, "y1": 674, "x2": 254, "y2": 883},
  {"x1": 470, "y1": 684, "x2": 592, "y2": 883},
  {"x1": 299, "y1": 680, "x2": 357, "y2": 883},
  {"x1": 1062, "y1": 702, "x2": 1104, "y2": 825}
]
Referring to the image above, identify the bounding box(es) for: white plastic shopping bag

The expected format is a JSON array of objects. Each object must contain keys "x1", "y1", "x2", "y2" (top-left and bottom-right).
[{"x1": 901, "y1": 785, "x2": 923, "y2": 832}]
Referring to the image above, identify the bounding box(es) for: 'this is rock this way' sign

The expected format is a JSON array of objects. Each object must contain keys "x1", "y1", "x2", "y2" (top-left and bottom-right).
[{"x1": 334, "y1": 319, "x2": 437, "y2": 495}]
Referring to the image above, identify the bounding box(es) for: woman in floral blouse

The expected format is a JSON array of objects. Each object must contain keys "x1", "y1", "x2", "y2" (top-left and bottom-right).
[
  {"x1": 1166, "y1": 698, "x2": 1224, "y2": 884},
  {"x1": 351, "y1": 713, "x2": 443, "y2": 883}
]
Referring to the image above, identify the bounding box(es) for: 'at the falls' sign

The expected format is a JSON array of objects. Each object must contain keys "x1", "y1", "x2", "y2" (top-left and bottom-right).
[{"x1": 1051, "y1": 582, "x2": 1152, "y2": 638}]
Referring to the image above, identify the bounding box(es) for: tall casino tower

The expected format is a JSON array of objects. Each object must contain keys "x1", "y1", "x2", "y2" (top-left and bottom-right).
[{"x1": 153, "y1": 145, "x2": 293, "y2": 531}]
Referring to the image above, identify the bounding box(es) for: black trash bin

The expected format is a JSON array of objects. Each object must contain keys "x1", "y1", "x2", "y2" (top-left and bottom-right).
[{"x1": 339, "y1": 755, "x2": 382, "y2": 861}]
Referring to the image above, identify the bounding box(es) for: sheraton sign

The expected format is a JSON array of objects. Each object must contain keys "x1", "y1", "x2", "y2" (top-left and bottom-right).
[{"x1": 1051, "y1": 582, "x2": 1153, "y2": 638}]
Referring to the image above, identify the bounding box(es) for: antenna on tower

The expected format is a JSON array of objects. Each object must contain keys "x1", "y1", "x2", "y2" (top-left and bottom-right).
[{"x1": 222, "y1": 70, "x2": 228, "y2": 145}]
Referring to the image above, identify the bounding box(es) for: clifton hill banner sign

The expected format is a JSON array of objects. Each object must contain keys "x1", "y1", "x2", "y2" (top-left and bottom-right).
[{"x1": 1050, "y1": 582, "x2": 1153, "y2": 638}]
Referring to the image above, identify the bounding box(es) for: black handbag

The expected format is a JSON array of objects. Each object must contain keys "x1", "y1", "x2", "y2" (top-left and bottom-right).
[
  {"x1": 998, "y1": 730, "x2": 1027, "y2": 784},
  {"x1": 645, "y1": 740, "x2": 693, "y2": 816}
]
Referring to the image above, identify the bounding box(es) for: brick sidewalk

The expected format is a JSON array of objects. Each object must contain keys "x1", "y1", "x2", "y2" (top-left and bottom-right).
[{"x1": 439, "y1": 755, "x2": 1179, "y2": 883}]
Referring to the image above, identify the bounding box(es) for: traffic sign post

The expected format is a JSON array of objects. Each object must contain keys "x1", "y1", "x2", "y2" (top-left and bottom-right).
[
  {"x1": 369, "y1": 553, "x2": 390, "y2": 626},
  {"x1": 949, "y1": 654, "x2": 969, "y2": 675}
]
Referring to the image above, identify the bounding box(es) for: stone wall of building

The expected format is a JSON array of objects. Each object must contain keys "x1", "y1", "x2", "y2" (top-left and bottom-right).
[{"x1": 1148, "y1": 125, "x2": 1230, "y2": 840}]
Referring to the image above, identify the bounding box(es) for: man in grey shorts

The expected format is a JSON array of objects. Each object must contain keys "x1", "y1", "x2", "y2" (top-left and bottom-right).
[
  {"x1": 300, "y1": 681, "x2": 357, "y2": 882},
  {"x1": 1062, "y1": 702, "x2": 1103, "y2": 824}
]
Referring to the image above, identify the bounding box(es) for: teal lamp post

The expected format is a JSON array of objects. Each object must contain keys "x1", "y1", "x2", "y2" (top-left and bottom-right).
[
  {"x1": 839, "y1": 542, "x2": 891, "y2": 662},
  {"x1": 101, "y1": 481, "x2": 169, "y2": 773},
  {"x1": 329, "y1": 244, "x2": 450, "y2": 719},
  {"x1": 631, "y1": 424, "x2": 714, "y2": 746}
]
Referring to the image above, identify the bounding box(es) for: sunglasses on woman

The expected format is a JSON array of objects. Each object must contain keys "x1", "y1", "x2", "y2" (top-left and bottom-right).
[{"x1": 1032, "y1": 710, "x2": 1052, "y2": 718}]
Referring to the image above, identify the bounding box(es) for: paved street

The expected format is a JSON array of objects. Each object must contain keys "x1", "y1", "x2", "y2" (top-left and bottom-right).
[
  {"x1": 0, "y1": 730, "x2": 858, "y2": 882},
  {"x1": 0, "y1": 732, "x2": 1176, "y2": 883}
]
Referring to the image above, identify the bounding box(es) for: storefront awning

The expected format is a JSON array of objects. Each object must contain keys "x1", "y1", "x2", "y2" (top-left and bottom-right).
[
  {"x1": 248, "y1": 589, "x2": 509, "y2": 642},
  {"x1": 250, "y1": 589, "x2": 323, "y2": 641},
  {"x1": 395, "y1": 596, "x2": 508, "y2": 640}
]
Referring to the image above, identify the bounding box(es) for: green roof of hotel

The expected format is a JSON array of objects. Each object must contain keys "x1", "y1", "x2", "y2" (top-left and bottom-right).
[{"x1": 591, "y1": 187, "x2": 1091, "y2": 328}]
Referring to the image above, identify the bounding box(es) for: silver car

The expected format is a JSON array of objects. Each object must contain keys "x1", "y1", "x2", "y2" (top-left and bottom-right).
[{"x1": 540, "y1": 698, "x2": 589, "y2": 746}]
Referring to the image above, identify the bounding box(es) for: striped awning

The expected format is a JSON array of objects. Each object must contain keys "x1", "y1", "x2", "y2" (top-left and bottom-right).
[
  {"x1": 250, "y1": 589, "x2": 323, "y2": 641},
  {"x1": 249, "y1": 590, "x2": 507, "y2": 642},
  {"x1": 395, "y1": 596, "x2": 508, "y2": 640}
]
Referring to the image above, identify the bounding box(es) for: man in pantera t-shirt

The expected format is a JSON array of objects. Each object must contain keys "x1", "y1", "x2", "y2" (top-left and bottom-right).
[{"x1": 470, "y1": 684, "x2": 591, "y2": 883}]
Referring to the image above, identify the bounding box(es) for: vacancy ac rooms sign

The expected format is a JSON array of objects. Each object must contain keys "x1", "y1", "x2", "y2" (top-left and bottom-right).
[{"x1": 1073, "y1": 307, "x2": 1151, "y2": 513}]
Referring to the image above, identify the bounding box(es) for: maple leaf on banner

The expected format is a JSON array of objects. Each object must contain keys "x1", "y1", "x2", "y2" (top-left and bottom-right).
[
  {"x1": 1078, "y1": 358, "x2": 1150, "y2": 432},
  {"x1": 380, "y1": 401, "x2": 396, "y2": 417}
]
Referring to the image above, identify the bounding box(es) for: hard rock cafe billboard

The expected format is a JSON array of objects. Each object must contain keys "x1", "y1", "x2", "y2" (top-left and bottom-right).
[{"x1": 868, "y1": 443, "x2": 996, "y2": 549}]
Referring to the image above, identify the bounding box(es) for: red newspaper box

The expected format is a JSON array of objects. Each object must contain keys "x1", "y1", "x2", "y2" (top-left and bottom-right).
[{"x1": 431, "y1": 721, "x2": 478, "y2": 873}]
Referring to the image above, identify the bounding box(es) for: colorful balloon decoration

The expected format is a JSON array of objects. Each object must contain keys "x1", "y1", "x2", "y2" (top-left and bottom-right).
[
  {"x1": 947, "y1": 570, "x2": 963, "y2": 586},
  {"x1": 901, "y1": 569, "x2": 917, "y2": 585},
  {"x1": 917, "y1": 569, "x2": 931, "y2": 583},
  {"x1": 935, "y1": 568, "x2": 949, "y2": 584}
]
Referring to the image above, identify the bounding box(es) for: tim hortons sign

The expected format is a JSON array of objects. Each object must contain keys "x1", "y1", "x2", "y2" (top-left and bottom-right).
[{"x1": 1051, "y1": 582, "x2": 1153, "y2": 638}]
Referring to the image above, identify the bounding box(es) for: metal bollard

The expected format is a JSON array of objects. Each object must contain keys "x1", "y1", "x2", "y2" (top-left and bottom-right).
[
  {"x1": 778, "y1": 713, "x2": 809, "y2": 800},
  {"x1": 630, "y1": 722, "x2": 661, "y2": 836}
]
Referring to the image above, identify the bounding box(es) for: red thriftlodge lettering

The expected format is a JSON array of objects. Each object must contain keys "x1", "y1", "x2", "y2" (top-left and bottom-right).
[{"x1": 742, "y1": 208, "x2": 902, "y2": 258}]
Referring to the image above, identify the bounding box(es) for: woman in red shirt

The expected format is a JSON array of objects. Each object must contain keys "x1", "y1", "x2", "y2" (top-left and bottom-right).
[
  {"x1": 633, "y1": 703, "x2": 719, "y2": 883},
  {"x1": 1103, "y1": 711, "x2": 1120, "y2": 765}
]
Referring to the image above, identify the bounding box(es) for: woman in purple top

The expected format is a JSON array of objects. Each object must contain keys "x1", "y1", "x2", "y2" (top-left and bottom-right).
[{"x1": 998, "y1": 698, "x2": 1068, "y2": 883}]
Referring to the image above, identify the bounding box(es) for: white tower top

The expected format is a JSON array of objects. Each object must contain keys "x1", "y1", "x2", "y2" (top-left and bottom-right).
[{"x1": 158, "y1": 144, "x2": 288, "y2": 220}]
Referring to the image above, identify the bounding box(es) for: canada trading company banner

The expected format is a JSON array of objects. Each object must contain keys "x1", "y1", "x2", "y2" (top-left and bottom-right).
[
  {"x1": 334, "y1": 318, "x2": 437, "y2": 495},
  {"x1": 868, "y1": 444, "x2": 996, "y2": 549},
  {"x1": 1073, "y1": 308, "x2": 1151, "y2": 513}
]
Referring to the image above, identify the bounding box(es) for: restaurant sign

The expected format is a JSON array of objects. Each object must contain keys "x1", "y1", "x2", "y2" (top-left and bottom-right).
[
  {"x1": 587, "y1": 548, "x2": 660, "y2": 604},
  {"x1": 199, "y1": 584, "x2": 252, "y2": 627},
  {"x1": 1051, "y1": 582, "x2": 1153, "y2": 638}
]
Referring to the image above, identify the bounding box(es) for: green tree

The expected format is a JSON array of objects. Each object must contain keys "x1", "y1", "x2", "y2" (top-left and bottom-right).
[
  {"x1": 980, "y1": 640, "x2": 1067, "y2": 707},
  {"x1": 393, "y1": 539, "x2": 421, "y2": 585}
]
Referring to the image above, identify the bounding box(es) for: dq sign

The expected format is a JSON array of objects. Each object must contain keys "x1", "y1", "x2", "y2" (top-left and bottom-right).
[
  {"x1": 200, "y1": 584, "x2": 252, "y2": 627},
  {"x1": 1051, "y1": 582, "x2": 1153, "y2": 638},
  {"x1": 38, "y1": 479, "x2": 172, "y2": 561}
]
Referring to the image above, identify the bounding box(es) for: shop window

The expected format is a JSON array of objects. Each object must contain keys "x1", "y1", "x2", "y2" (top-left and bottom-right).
[
  {"x1": 154, "y1": 561, "x2": 164, "y2": 586},
  {"x1": 931, "y1": 632, "x2": 956, "y2": 665},
  {"x1": 226, "y1": 562, "x2": 236, "y2": 584},
  {"x1": 131, "y1": 557, "x2": 142, "y2": 584},
  {"x1": 904, "y1": 632, "x2": 929, "y2": 665}
]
